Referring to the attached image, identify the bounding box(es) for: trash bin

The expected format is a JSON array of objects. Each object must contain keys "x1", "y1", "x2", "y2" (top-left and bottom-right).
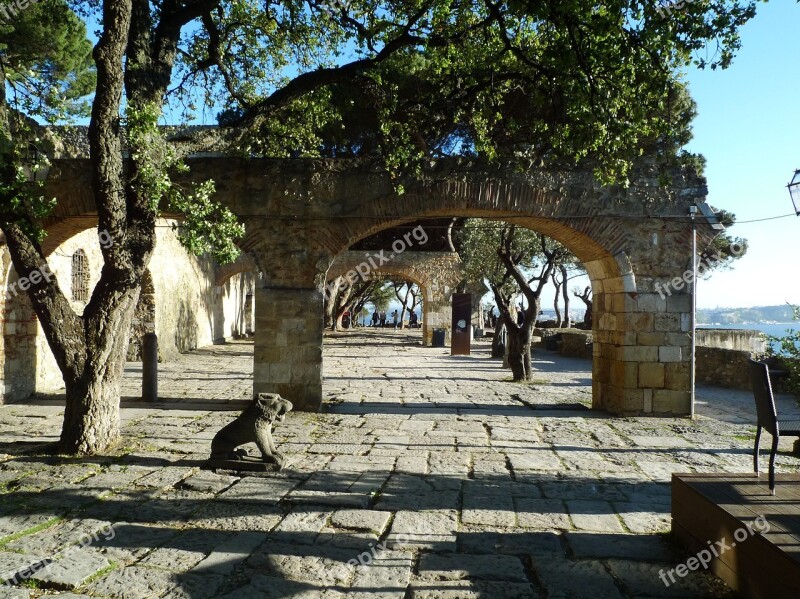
[{"x1": 432, "y1": 328, "x2": 446, "y2": 347}]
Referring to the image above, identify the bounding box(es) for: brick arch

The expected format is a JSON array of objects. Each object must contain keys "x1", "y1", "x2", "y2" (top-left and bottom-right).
[
  {"x1": 41, "y1": 216, "x2": 99, "y2": 257},
  {"x1": 328, "y1": 186, "x2": 625, "y2": 267}
]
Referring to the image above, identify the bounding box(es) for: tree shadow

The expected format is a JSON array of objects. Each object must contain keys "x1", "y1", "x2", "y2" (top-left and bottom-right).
[{"x1": 0, "y1": 455, "x2": 732, "y2": 598}]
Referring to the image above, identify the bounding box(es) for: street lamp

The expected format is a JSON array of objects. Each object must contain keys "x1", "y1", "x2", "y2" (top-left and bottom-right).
[{"x1": 788, "y1": 169, "x2": 800, "y2": 216}]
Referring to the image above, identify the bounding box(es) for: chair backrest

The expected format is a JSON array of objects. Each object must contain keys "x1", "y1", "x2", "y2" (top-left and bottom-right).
[{"x1": 748, "y1": 359, "x2": 778, "y2": 435}]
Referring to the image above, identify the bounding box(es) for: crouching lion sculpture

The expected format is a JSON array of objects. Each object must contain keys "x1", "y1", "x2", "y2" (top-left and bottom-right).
[{"x1": 208, "y1": 393, "x2": 293, "y2": 472}]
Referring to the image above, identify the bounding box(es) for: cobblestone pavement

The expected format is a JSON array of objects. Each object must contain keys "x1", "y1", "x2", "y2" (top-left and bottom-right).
[{"x1": 1, "y1": 330, "x2": 799, "y2": 598}]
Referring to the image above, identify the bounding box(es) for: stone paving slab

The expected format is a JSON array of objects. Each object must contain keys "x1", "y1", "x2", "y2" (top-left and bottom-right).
[{"x1": 0, "y1": 333, "x2": 797, "y2": 597}]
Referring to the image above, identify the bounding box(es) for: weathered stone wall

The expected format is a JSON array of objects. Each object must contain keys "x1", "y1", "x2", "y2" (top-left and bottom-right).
[
  {"x1": 1, "y1": 222, "x2": 256, "y2": 402},
  {"x1": 693, "y1": 330, "x2": 768, "y2": 392},
  {"x1": 150, "y1": 223, "x2": 255, "y2": 361},
  {"x1": 696, "y1": 328, "x2": 766, "y2": 352},
  {"x1": 1, "y1": 253, "x2": 38, "y2": 403},
  {"x1": 33, "y1": 226, "x2": 106, "y2": 393},
  {"x1": 696, "y1": 347, "x2": 754, "y2": 390},
  {"x1": 559, "y1": 331, "x2": 594, "y2": 359}
]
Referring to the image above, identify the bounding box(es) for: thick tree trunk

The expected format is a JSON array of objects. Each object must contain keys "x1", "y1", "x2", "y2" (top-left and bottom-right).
[
  {"x1": 59, "y1": 287, "x2": 140, "y2": 453},
  {"x1": 506, "y1": 318, "x2": 535, "y2": 381},
  {"x1": 61, "y1": 360, "x2": 123, "y2": 455}
]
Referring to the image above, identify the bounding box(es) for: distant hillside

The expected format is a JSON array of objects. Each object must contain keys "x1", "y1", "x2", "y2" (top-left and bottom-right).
[{"x1": 697, "y1": 305, "x2": 797, "y2": 325}]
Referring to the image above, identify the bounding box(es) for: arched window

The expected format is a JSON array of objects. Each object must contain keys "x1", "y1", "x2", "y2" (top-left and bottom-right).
[{"x1": 71, "y1": 250, "x2": 89, "y2": 302}]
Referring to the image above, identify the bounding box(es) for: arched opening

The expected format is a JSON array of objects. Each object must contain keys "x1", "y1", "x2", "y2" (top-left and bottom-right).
[
  {"x1": 1, "y1": 259, "x2": 39, "y2": 404},
  {"x1": 325, "y1": 253, "x2": 448, "y2": 345},
  {"x1": 324, "y1": 214, "x2": 620, "y2": 400}
]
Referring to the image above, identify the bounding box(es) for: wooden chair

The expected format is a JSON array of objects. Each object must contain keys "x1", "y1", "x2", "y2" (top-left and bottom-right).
[{"x1": 748, "y1": 359, "x2": 800, "y2": 494}]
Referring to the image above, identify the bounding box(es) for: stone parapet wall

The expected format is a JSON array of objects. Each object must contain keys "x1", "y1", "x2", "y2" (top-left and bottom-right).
[
  {"x1": 696, "y1": 328, "x2": 765, "y2": 352},
  {"x1": 558, "y1": 331, "x2": 594, "y2": 359},
  {"x1": 696, "y1": 346, "x2": 754, "y2": 390}
]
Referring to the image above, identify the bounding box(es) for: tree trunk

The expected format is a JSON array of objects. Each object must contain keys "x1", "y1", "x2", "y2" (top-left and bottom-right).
[
  {"x1": 553, "y1": 288, "x2": 562, "y2": 327},
  {"x1": 491, "y1": 322, "x2": 505, "y2": 358},
  {"x1": 506, "y1": 323, "x2": 534, "y2": 380},
  {"x1": 59, "y1": 286, "x2": 140, "y2": 453},
  {"x1": 560, "y1": 265, "x2": 571, "y2": 328}
]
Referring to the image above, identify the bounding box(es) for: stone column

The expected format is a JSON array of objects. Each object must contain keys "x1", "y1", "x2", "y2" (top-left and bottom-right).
[
  {"x1": 590, "y1": 268, "x2": 692, "y2": 416},
  {"x1": 254, "y1": 287, "x2": 323, "y2": 411},
  {"x1": 246, "y1": 224, "x2": 331, "y2": 412}
]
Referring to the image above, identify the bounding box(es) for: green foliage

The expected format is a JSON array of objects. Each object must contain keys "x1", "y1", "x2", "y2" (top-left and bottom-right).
[
  {"x1": 0, "y1": 124, "x2": 57, "y2": 240},
  {"x1": 126, "y1": 103, "x2": 177, "y2": 212},
  {"x1": 0, "y1": 1, "x2": 93, "y2": 237},
  {"x1": 699, "y1": 209, "x2": 748, "y2": 273},
  {"x1": 457, "y1": 220, "x2": 570, "y2": 294},
  {"x1": 0, "y1": 0, "x2": 94, "y2": 121},
  {"x1": 124, "y1": 103, "x2": 244, "y2": 264},
  {"x1": 169, "y1": 180, "x2": 244, "y2": 264},
  {"x1": 180, "y1": 0, "x2": 759, "y2": 183},
  {"x1": 367, "y1": 282, "x2": 395, "y2": 312},
  {"x1": 766, "y1": 305, "x2": 800, "y2": 397}
]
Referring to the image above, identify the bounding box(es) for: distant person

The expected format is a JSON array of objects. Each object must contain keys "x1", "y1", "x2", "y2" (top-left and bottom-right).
[
  {"x1": 372, "y1": 310, "x2": 379, "y2": 327},
  {"x1": 380, "y1": 311, "x2": 386, "y2": 327},
  {"x1": 409, "y1": 311, "x2": 418, "y2": 327},
  {"x1": 392, "y1": 310, "x2": 399, "y2": 329}
]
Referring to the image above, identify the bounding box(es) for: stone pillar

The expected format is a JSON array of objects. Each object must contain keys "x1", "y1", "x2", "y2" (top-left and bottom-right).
[
  {"x1": 591, "y1": 271, "x2": 692, "y2": 416},
  {"x1": 254, "y1": 287, "x2": 323, "y2": 411}
]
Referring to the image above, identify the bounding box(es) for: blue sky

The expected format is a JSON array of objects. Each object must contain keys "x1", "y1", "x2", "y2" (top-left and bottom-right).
[{"x1": 684, "y1": 0, "x2": 800, "y2": 309}]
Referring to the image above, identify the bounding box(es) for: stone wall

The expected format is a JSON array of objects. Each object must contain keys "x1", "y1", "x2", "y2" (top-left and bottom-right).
[
  {"x1": 696, "y1": 347, "x2": 754, "y2": 390},
  {"x1": 1, "y1": 252, "x2": 38, "y2": 403},
  {"x1": 558, "y1": 331, "x2": 594, "y2": 359},
  {"x1": 696, "y1": 328, "x2": 765, "y2": 352},
  {"x1": 1, "y1": 222, "x2": 255, "y2": 402},
  {"x1": 150, "y1": 223, "x2": 256, "y2": 361}
]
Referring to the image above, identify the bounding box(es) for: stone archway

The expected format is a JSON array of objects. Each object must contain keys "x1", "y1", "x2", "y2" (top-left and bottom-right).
[
  {"x1": 45, "y1": 155, "x2": 714, "y2": 416},
  {"x1": 191, "y1": 159, "x2": 709, "y2": 415},
  {"x1": 327, "y1": 251, "x2": 463, "y2": 345}
]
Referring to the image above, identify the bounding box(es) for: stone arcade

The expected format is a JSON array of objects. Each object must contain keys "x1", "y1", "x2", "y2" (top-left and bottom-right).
[{"x1": 3, "y1": 153, "x2": 714, "y2": 416}]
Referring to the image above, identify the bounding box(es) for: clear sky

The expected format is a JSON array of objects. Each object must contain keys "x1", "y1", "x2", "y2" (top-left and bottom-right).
[{"x1": 684, "y1": 0, "x2": 800, "y2": 309}]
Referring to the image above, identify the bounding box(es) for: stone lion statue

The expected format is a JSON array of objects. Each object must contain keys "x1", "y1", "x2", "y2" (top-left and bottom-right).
[{"x1": 210, "y1": 393, "x2": 293, "y2": 469}]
